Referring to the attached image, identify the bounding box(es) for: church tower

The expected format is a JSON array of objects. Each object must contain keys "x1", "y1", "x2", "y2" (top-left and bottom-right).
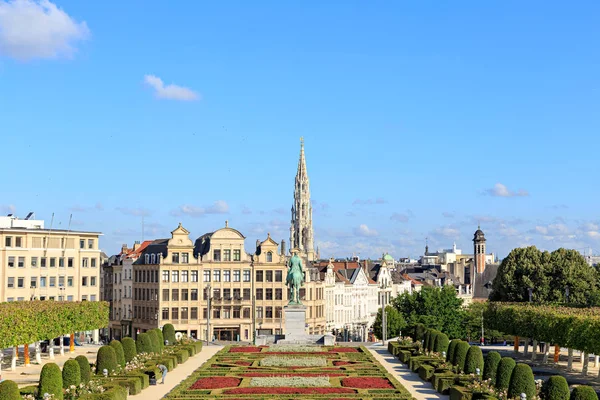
[
  {"x1": 290, "y1": 137, "x2": 315, "y2": 261},
  {"x1": 473, "y1": 225, "x2": 486, "y2": 273}
]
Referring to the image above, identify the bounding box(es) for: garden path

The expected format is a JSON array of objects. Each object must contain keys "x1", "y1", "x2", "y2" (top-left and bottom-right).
[
  {"x1": 367, "y1": 343, "x2": 447, "y2": 400},
  {"x1": 129, "y1": 344, "x2": 222, "y2": 400}
]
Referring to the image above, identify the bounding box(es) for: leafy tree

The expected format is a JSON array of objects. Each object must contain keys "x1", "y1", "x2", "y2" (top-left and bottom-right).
[
  {"x1": 373, "y1": 305, "x2": 406, "y2": 340},
  {"x1": 463, "y1": 302, "x2": 504, "y2": 343},
  {"x1": 394, "y1": 286, "x2": 465, "y2": 338}
]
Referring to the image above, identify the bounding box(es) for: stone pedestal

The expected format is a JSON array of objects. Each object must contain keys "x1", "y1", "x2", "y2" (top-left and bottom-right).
[{"x1": 284, "y1": 305, "x2": 307, "y2": 338}]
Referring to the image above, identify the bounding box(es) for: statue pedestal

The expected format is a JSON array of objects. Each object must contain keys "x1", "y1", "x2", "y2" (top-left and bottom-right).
[{"x1": 284, "y1": 305, "x2": 307, "y2": 338}]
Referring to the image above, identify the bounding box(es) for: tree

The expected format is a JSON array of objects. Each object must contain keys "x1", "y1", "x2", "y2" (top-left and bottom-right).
[
  {"x1": 121, "y1": 337, "x2": 137, "y2": 362},
  {"x1": 463, "y1": 302, "x2": 504, "y2": 343},
  {"x1": 163, "y1": 324, "x2": 176, "y2": 344},
  {"x1": 394, "y1": 286, "x2": 465, "y2": 338},
  {"x1": 508, "y1": 363, "x2": 536, "y2": 400},
  {"x1": 373, "y1": 305, "x2": 406, "y2": 340},
  {"x1": 542, "y1": 376, "x2": 570, "y2": 400}
]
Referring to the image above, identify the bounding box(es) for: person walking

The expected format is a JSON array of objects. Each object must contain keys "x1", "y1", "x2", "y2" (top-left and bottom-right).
[{"x1": 156, "y1": 364, "x2": 168, "y2": 384}]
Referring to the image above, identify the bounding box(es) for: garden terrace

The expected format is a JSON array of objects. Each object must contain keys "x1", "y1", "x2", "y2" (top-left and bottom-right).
[{"x1": 164, "y1": 345, "x2": 413, "y2": 399}]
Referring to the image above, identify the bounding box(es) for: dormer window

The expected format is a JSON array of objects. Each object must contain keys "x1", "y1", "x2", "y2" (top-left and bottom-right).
[
  {"x1": 151, "y1": 254, "x2": 156, "y2": 264},
  {"x1": 144, "y1": 254, "x2": 149, "y2": 264},
  {"x1": 172, "y1": 252, "x2": 180, "y2": 263},
  {"x1": 266, "y1": 252, "x2": 273, "y2": 262}
]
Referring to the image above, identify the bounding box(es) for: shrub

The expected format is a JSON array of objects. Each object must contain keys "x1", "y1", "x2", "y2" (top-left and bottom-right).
[
  {"x1": 0, "y1": 380, "x2": 21, "y2": 400},
  {"x1": 453, "y1": 341, "x2": 470, "y2": 372},
  {"x1": 110, "y1": 340, "x2": 126, "y2": 368},
  {"x1": 136, "y1": 333, "x2": 153, "y2": 354},
  {"x1": 496, "y1": 357, "x2": 516, "y2": 390},
  {"x1": 147, "y1": 330, "x2": 160, "y2": 354},
  {"x1": 19, "y1": 386, "x2": 37, "y2": 397},
  {"x1": 154, "y1": 329, "x2": 165, "y2": 352},
  {"x1": 75, "y1": 355, "x2": 91, "y2": 384},
  {"x1": 570, "y1": 385, "x2": 598, "y2": 400},
  {"x1": 126, "y1": 372, "x2": 149, "y2": 389},
  {"x1": 62, "y1": 359, "x2": 81, "y2": 388},
  {"x1": 435, "y1": 332, "x2": 450, "y2": 354},
  {"x1": 429, "y1": 330, "x2": 439, "y2": 353},
  {"x1": 418, "y1": 365, "x2": 435, "y2": 381},
  {"x1": 447, "y1": 339, "x2": 460, "y2": 362},
  {"x1": 543, "y1": 376, "x2": 570, "y2": 400},
  {"x1": 483, "y1": 351, "x2": 501, "y2": 382},
  {"x1": 424, "y1": 330, "x2": 432, "y2": 352},
  {"x1": 38, "y1": 363, "x2": 63, "y2": 400},
  {"x1": 121, "y1": 337, "x2": 137, "y2": 362},
  {"x1": 96, "y1": 345, "x2": 117, "y2": 375},
  {"x1": 508, "y1": 363, "x2": 536, "y2": 399},
  {"x1": 414, "y1": 323, "x2": 427, "y2": 341},
  {"x1": 464, "y1": 346, "x2": 484, "y2": 375},
  {"x1": 176, "y1": 349, "x2": 189, "y2": 364},
  {"x1": 114, "y1": 378, "x2": 142, "y2": 395},
  {"x1": 163, "y1": 324, "x2": 176, "y2": 344}
]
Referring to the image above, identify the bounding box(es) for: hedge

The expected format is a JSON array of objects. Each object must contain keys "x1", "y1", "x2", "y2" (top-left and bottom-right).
[
  {"x1": 508, "y1": 363, "x2": 536, "y2": 399},
  {"x1": 75, "y1": 355, "x2": 91, "y2": 384},
  {"x1": 79, "y1": 383, "x2": 127, "y2": 400},
  {"x1": 418, "y1": 364, "x2": 435, "y2": 381},
  {"x1": 96, "y1": 345, "x2": 117, "y2": 375},
  {"x1": 496, "y1": 357, "x2": 516, "y2": 390},
  {"x1": 62, "y1": 359, "x2": 81, "y2": 388},
  {"x1": 112, "y1": 378, "x2": 142, "y2": 395},
  {"x1": 542, "y1": 376, "x2": 570, "y2": 400},
  {"x1": 483, "y1": 351, "x2": 501, "y2": 382},
  {"x1": 147, "y1": 330, "x2": 160, "y2": 354},
  {"x1": 453, "y1": 341, "x2": 470, "y2": 372},
  {"x1": 450, "y1": 385, "x2": 473, "y2": 400},
  {"x1": 434, "y1": 332, "x2": 450, "y2": 354},
  {"x1": 424, "y1": 329, "x2": 432, "y2": 352},
  {"x1": 38, "y1": 363, "x2": 63, "y2": 400},
  {"x1": 0, "y1": 380, "x2": 20, "y2": 400},
  {"x1": 464, "y1": 346, "x2": 484, "y2": 375},
  {"x1": 110, "y1": 340, "x2": 126, "y2": 368},
  {"x1": 136, "y1": 333, "x2": 153, "y2": 354},
  {"x1": 163, "y1": 324, "x2": 176, "y2": 344},
  {"x1": 0, "y1": 301, "x2": 108, "y2": 349},
  {"x1": 570, "y1": 385, "x2": 598, "y2": 400},
  {"x1": 154, "y1": 329, "x2": 165, "y2": 352},
  {"x1": 429, "y1": 330, "x2": 439, "y2": 353},
  {"x1": 121, "y1": 337, "x2": 136, "y2": 362},
  {"x1": 447, "y1": 339, "x2": 460, "y2": 362},
  {"x1": 176, "y1": 349, "x2": 189, "y2": 364},
  {"x1": 19, "y1": 386, "x2": 37, "y2": 397}
]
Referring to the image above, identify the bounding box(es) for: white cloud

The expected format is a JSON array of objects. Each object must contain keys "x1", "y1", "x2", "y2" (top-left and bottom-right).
[
  {"x1": 352, "y1": 198, "x2": 387, "y2": 206},
  {"x1": 1, "y1": 204, "x2": 16, "y2": 214},
  {"x1": 143, "y1": 74, "x2": 199, "y2": 101},
  {"x1": 115, "y1": 207, "x2": 151, "y2": 217},
  {"x1": 0, "y1": 0, "x2": 89, "y2": 61},
  {"x1": 484, "y1": 183, "x2": 529, "y2": 197},
  {"x1": 171, "y1": 200, "x2": 229, "y2": 217},
  {"x1": 353, "y1": 224, "x2": 378, "y2": 237},
  {"x1": 432, "y1": 226, "x2": 460, "y2": 239}
]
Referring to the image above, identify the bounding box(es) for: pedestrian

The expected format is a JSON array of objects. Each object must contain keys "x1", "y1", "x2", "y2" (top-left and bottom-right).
[{"x1": 156, "y1": 364, "x2": 167, "y2": 384}]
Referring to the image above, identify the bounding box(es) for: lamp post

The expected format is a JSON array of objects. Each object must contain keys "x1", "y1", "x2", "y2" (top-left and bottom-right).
[
  {"x1": 380, "y1": 282, "x2": 387, "y2": 345},
  {"x1": 480, "y1": 308, "x2": 485, "y2": 346},
  {"x1": 251, "y1": 255, "x2": 256, "y2": 345},
  {"x1": 206, "y1": 284, "x2": 211, "y2": 346}
]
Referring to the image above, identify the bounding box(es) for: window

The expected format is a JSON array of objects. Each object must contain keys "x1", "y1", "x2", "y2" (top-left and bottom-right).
[
  {"x1": 162, "y1": 308, "x2": 169, "y2": 319},
  {"x1": 266, "y1": 288, "x2": 273, "y2": 300},
  {"x1": 182, "y1": 253, "x2": 189, "y2": 263},
  {"x1": 223, "y1": 270, "x2": 231, "y2": 282},
  {"x1": 145, "y1": 254, "x2": 149, "y2": 264},
  {"x1": 171, "y1": 308, "x2": 179, "y2": 320},
  {"x1": 212, "y1": 249, "x2": 222, "y2": 261},
  {"x1": 275, "y1": 270, "x2": 283, "y2": 282},
  {"x1": 172, "y1": 252, "x2": 179, "y2": 263},
  {"x1": 181, "y1": 307, "x2": 188, "y2": 319},
  {"x1": 5, "y1": 237, "x2": 11, "y2": 247},
  {"x1": 243, "y1": 269, "x2": 251, "y2": 282},
  {"x1": 90, "y1": 295, "x2": 96, "y2": 301},
  {"x1": 266, "y1": 271, "x2": 273, "y2": 282},
  {"x1": 213, "y1": 308, "x2": 221, "y2": 319},
  {"x1": 256, "y1": 307, "x2": 263, "y2": 319},
  {"x1": 182, "y1": 289, "x2": 188, "y2": 301},
  {"x1": 82, "y1": 258, "x2": 88, "y2": 268},
  {"x1": 18, "y1": 257, "x2": 25, "y2": 268},
  {"x1": 171, "y1": 271, "x2": 179, "y2": 283},
  {"x1": 67, "y1": 295, "x2": 74, "y2": 301},
  {"x1": 233, "y1": 270, "x2": 240, "y2": 282},
  {"x1": 212, "y1": 288, "x2": 220, "y2": 299},
  {"x1": 203, "y1": 308, "x2": 208, "y2": 319},
  {"x1": 256, "y1": 289, "x2": 263, "y2": 300},
  {"x1": 40, "y1": 277, "x2": 47, "y2": 288},
  {"x1": 91, "y1": 258, "x2": 97, "y2": 268},
  {"x1": 79, "y1": 239, "x2": 85, "y2": 249},
  {"x1": 223, "y1": 288, "x2": 231, "y2": 299},
  {"x1": 213, "y1": 270, "x2": 221, "y2": 282},
  {"x1": 50, "y1": 258, "x2": 56, "y2": 268},
  {"x1": 162, "y1": 271, "x2": 169, "y2": 282},
  {"x1": 67, "y1": 258, "x2": 73, "y2": 268},
  {"x1": 256, "y1": 270, "x2": 263, "y2": 282},
  {"x1": 191, "y1": 307, "x2": 198, "y2": 319},
  {"x1": 90, "y1": 277, "x2": 96, "y2": 286},
  {"x1": 30, "y1": 277, "x2": 37, "y2": 288},
  {"x1": 191, "y1": 270, "x2": 198, "y2": 282},
  {"x1": 223, "y1": 249, "x2": 231, "y2": 261},
  {"x1": 275, "y1": 306, "x2": 282, "y2": 318},
  {"x1": 266, "y1": 307, "x2": 273, "y2": 318},
  {"x1": 81, "y1": 277, "x2": 87, "y2": 286},
  {"x1": 172, "y1": 289, "x2": 179, "y2": 301},
  {"x1": 223, "y1": 308, "x2": 230, "y2": 319},
  {"x1": 243, "y1": 308, "x2": 250, "y2": 318},
  {"x1": 15, "y1": 237, "x2": 22, "y2": 247},
  {"x1": 31, "y1": 257, "x2": 38, "y2": 268},
  {"x1": 8, "y1": 257, "x2": 15, "y2": 268},
  {"x1": 50, "y1": 277, "x2": 56, "y2": 287},
  {"x1": 58, "y1": 257, "x2": 64, "y2": 268},
  {"x1": 233, "y1": 250, "x2": 241, "y2": 261},
  {"x1": 266, "y1": 252, "x2": 273, "y2": 262},
  {"x1": 40, "y1": 257, "x2": 46, "y2": 268},
  {"x1": 67, "y1": 276, "x2": 73, "y2": 287},
  {"x1": 88, "y1": 239, "x2": 93, "y2": 249},
  {"x1": 275, "y1": 288, "x2": 283, "y2": 300},
  {"x1": 191, "y1": 289, "x2": 198, "y2": 301},
  {"x1": 243, "y1": 288, "x2": 251, "y2": 300},
  {"x1": 59, "y1": 276, "x2": 65, "y2": 287},
  {"x1": 7, "y1": 277, "x2": 15, "y2": 288},
  {"x1": 162, "y1": 289, "x2": 169, "y2": 301},
  {"x1": 203, "y1": 270, "x2": 211, "y2": 282}
]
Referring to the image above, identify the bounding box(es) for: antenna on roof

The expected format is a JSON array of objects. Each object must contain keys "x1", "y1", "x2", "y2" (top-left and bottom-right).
[{"x1": 25, "y1": 212, "x2": 34, "y2": 220}]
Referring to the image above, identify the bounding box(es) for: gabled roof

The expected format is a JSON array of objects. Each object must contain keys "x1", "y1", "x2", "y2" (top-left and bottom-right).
[{"x1": 125, "y1": 240, "x2": 153, "y2": 259}]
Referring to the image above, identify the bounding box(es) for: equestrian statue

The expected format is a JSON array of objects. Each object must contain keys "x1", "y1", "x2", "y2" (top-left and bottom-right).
[{"x1": 286, "y1": 251, "x2": 305, "y2": 305}]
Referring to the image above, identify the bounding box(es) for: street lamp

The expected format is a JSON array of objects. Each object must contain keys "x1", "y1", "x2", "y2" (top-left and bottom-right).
[{"x1": 205, "y1": 284, "x2": 211, "y2": 346}]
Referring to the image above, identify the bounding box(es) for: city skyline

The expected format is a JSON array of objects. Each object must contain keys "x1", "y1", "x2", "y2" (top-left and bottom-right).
[{"x1": 0, "y1": 1, "x2": 599, "y2": 259}]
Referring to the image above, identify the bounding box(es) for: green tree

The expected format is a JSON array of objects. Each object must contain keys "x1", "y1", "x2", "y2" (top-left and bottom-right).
[
  {"x1": 110, "y1": 340, "x2": 126, "y2": 368},
  {"x1": 136, "y1": 333, "x2": 153, "y2": 354},
  {"x1": 163, "y1": 324, "x2": 176, "y2": 344},
  {"x1": 434, "y1": 332, "x2": 450, "y2": 354},
  {"x1": 483, "y1": 351, "x2": 501, "y2": 382},
  {"x1": 464, "y1": 346, "x2": 484, "y2": 375},
  {"x1": 373, "y1": 305, "x2": 406, "y2": 340},
  {"x1": 95, "y1": 345, "x2": 117, "y2": 375},
  {"x1": 570, "y1": 385, "x2": 598, "y2": 400},
  {"x1": 496, "y1": 357, "x2": 517, "y2": 391},
  {"x1": 547, "y1": 248, "x2": 598, "y2": 305},
  {"x1": 121, "y1": 337, "x2": 137, "y2": 362},
  {"x1": 463, "y1": 302, "x2": 504, "y2": 343},
  {"x1": 453, "y1": 341, "x2": 470, "y2": 372}
]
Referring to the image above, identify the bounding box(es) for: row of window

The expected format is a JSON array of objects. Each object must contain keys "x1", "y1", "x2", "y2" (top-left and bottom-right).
[
  {"x1": 153, "y1": 306, "x2": 284, "y2": 321},
  {"x1": 6, "y1": 275, "x2": 97, "y2": 289},
  {"x1": 4, "y1": 237, "x2": 95, "y2": 249},
  {"x1": 132, "y1": 269, "x2": 286, "y2": 284},
  {"x1": 6, "y1": 295, "x2": 97, "y2": 302},
  {"x1": 7, "y1": 256, "x2": 97, "y2": 268}
]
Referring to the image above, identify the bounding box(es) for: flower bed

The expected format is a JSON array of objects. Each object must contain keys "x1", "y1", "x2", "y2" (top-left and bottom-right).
[
  {"x1": 241, "y1": 372, "x2": 345, "y2": 377},
  {"x1": 235, "y1": 361, "x2": 252, "y2": 366},
  {"x1": 330, "y1": 347, "x2": 360, "y2": 353},
  {"x1": 259, "y1": 356, "x2": 327, "y2": 367},
  {"x1": 229, "y1": 346, "x2": 263, "y2": 353},
  {"x1": 250, "y1": 376, "x2": 331, "y2": 387},
  {"x1": 224, "y1": 387, "x2": 356, "y2": 395},
  {"x1": 333, "y1": 360, "x2": 358, "y2": 366},
  {"x1": 189, "y1": 377, "x2": 241, "y2": 390},
  {"x1": 342, "y1": 377, "x2": 394, "y2": 389},
  {"x1": 266, "y1": 345, "x2": 324, "y2": 352}
]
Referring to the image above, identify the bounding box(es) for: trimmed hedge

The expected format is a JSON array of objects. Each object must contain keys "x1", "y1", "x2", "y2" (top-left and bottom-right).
[
  {"x1": 110, "y1": 340, "x2": 126, "y2": 368},
  {"x1": 418, "y1": 364, "x2": 435, "y2": 381},
  {"x1": 508, "y1": 363, "x2": 536, "y2": 399},
  {"x1": 61, "y1": 359, "x2": 81, "y2": 388},
  {"x1": 175, "y1": 349, "x2": 189, "y2": 364},
  {"x1": 447, "y1": 339, "x2": 460, "y2": 362},
  {"x1": 75, "y1": 355, "x2": 91, "y2": 384},
  {"x1": 542, "y1": 376, "x2": 570, "y2": 400},
  {"x1": 464, "y1": 346, "x2": 484, "y2": 375},
  {"x1": 38, "y1": 362, "x2": 63, "y2": 400},
  {"x1": 429, "y1": 330, "x2": 439, "y2": 353},
  {"x1": 19, "y1": 386, "x2": 37, "y2": 397},
  {"x1": 496, "y1": 357, "x2": 516, "y2": 390},
  {"x1": 570, "y1": 385, "x2": 598, "y2": 400},
  {"x1": 113, "y1": 378, "x2": 142, "y2": 395},
  {"x1": 136, "y1": 332, "x2": 153, "y2": 354},
  {"x1": 154, "y1": 329, "x2": 165, "y2": 352},
  {"x1": 399, "y1": 350, "x2": 412, "y2": 363},
  {"x1": 453, "y1": 341, "x2": 470, "y2": 372},
  {"x1": 126, "y1": 372, "x2": 150, "y2": 389},
  {"x1": 121, "y1": 337, "x2": 136, "y2": 362},
  {"x1": 483, "y1": 351, "x2": 501, "y2": 382},
  {"x1": 450, "y1": 385, "x2": 473, "y2": 400},
  {"x1": 434, "y1": 373, "x2": 456, "y2": 394},
  {"x1": 79, "y1": 383, "x2": 127, "y2": 400},
  {"x1": 424, "y1": 330, "x2": 432, "y2": 352},
  {"x1": 147, "y1": 330, "x2": 160, "y2": 354},
  {"x1": 0, "y1": 380, "x2": 21, "y2": 400},
  {"x1": 434, "y1": 332, "x2": 450, "y2": 354},
  {"x1": 163, "y1": 324, "x2": 176, "y2": 344},
  {"x1": 96, "y1": 345, "x2": 117, "y2": 375}
]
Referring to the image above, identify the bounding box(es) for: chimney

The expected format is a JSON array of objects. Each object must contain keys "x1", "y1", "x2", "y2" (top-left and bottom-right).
[
  {"x1": 281, "y1": 240, "x2": 286, "y2": 256},
  {"x1": 121, "y1": 244, "x2": 128, "y2": 254},
  {"x1": 133, "y1": 241, "x2": 142, "y2": 251}
]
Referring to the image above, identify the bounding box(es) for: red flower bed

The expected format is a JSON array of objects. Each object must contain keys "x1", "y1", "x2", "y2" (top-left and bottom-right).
[
  {"x1": 189, "y1": 377, "x2": 241, "y2": 389},
  {"x1": 342, "y1": 377, "x2": 394, "y2": 389},
  {"x1": 224, "y1": 387, "x2": 356, "y2": 395},
  {"x1": 330, "y1": 347, "x2": 359, "y2": 353},
  {"x1": 229, "y1": 346, "x2": 262, "y2": 353},
  {"x1": 235, "y1": 361, "x2": 252, "y2": 366},
  {"x1": 264, "y1": 352, "x2": 331, "y2": 355},
  {"x1": 241, "y1": 372, "x2": 345, "y2": 377},
  {"x1": 333, "y1": 361, "x2": 357, "y2": 366}
]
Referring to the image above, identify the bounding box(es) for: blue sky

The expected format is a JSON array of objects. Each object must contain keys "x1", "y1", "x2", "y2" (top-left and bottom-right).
[{"x1": 0, "y1": 0, "x2": 599, "y2": 260}]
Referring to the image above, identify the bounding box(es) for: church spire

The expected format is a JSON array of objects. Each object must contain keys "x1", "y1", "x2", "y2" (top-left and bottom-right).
[{"x1": 290, "y1": 137, "x2": 315, "y2": 261}]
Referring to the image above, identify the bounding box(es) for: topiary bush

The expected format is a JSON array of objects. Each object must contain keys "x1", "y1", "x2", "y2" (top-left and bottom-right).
[
  {"x1": 0, "y1": 380, "x2": 21, "y2": 400},
  {"x1": 154, "y1": 329, "x2": 165, "y2": 352},
  {"x1": 96, "y1": 345, "x2": 117, "y2": 375},
  {"x1": 464, "y1": 346, "x2": 484, "y2": 375},
  {"x1": 453, "y1": 341, "x2": 470, "y2": 372},
  {"x1": 121, "y1": 337, "x2": 137, "y2": 362},
  {"x1": 136, "y1": 332, "x2": 153, "y2": 354},
  {"x1": 75, "y1": 355, "x2": 91, "y2": 384},
  {"x1": 423, "y1": 329, "x2": 431, "y2": 352},
  {"x1": 483, "y1": 351, "x2": 501, "y2": 382},
  {"x1": 38, "y1": 362, "x2": 63, "y2": 400},
  {"x1": 61, "y1": 359, "x2": 81, "y2": 388},
  {"x1": 434, "y1": 332, "x2": 450, "y2": 355},
  {"x1": 570, "y1": 385, "x2": 598, "y2": 400},
  {"x1": 447, "y1": 339, "x2": 460, "y2": 362},
  {"x1": 543, "y1": 375, "x2": 570, "y2": 400},
  {"x1": 147, "y1": 330, "x2": 160, "y2": 353},
  {"x1": 414, "y1": 323, "x2": 426, "y2": 341},
  {"x1": 496, "y1": 357, "x2": 517, "y2": 391},
  {"x1": 508, "y1": 363, "x2": 536, "y2": 399},
  {"x1": 110, "y1": 340, "x2": 126, "y2": 367},
  {"x1": 428, "y1": 330, "x2": 439, "y2": 353},
  {"x1": 163, "y1": 324, "x2": 176, "y2": 344}
]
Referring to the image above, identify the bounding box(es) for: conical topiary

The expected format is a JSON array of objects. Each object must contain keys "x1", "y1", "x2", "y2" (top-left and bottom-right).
[
  {"x1": 483, "y1": 351, "x2": 501, "y2": 382},
  {"x1": 496, "y1": 357, "x2": 517, "y2": 390},
  {"x1": 508, "y1": 363, "x2": 536, "y2": 399},
  {"x1": 110, "y1": 340, "x2": 126, "y2": 367},
  {"x1": 434, "y1": 332, "x2": 450, "y2": 355},
  {"x1": 428, "y1": 330, "x2": 439, "y2": 353},
  {"x1": 0, "y1": 380, "x2": 21, "y2": 400},
  {"x1": 121, "y1": 337, "x2": 137, "y2": 362},
  {"x1": 38, "y1": 363, "x2": 63, "y2": 400},
  {"x1": 570, "y1": 385, "x2": 598, "y2": 400},
  {"x1": 147, "y1": 330, "x2": 160, "y2": 353},
  {"x1": 154, "y1": 329, "x2": 165, "y2": 352},
  {"x1": 136, "y1": 332, "x2": 153, "y2": 354},
  {"x1": 75, "y1": 355, "x2": 91, "y2": 384},
  {"x1": 542, "y1": 376, "x2": 570, "y2": 400},
  {"x1": 163, "y1": 324, "x2": 176, "y2": 344},
  {"x1": 453, "y1": 341, "x2": 470, "y2": 372},
  {"x1": 464, "y1": 346, "x2": 484, "y2": 375},
  {"x1": 95, "y1": 345, "x2": 117, "y2": 375},
  {"x1": 447, "y1": 339, "x2": 461, "y2": 362},
  {"x1": 62, "y1": 359, "x2": 81, "y2": 389}
]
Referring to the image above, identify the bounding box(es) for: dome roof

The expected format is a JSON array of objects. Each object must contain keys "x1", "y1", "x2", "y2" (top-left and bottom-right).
[
  {"x1": 383, "y1": 253, "x2": 394, "y2": 261},
  {"x1": 473, "y1": 227, "x2": 486, "y2": 241}
]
